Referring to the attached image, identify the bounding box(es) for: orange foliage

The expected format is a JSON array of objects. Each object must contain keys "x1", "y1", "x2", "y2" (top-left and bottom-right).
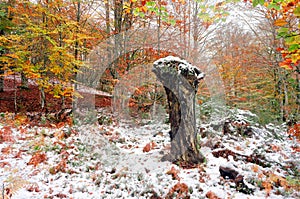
[
  {"x1": 0, "y1": 126, "x2": 15, "y2": 143},
  {"x1": 1, "y1": 145, "x2": 12, "y2": 155},
  {"x1": 257, "y1": 170, "x2": 300, "y2": 196},
  {"x1": 166, "y1": 166, "x2": 180, "y2": 180},
  {"x1": 251, "y1": 165, "x2": 259, "y2": 173},
  {"x1": 142, "y1": 141, "x2": 157, "y2": 152},
  {"x1": 166, "y1": 182, "x2": 189, "y2": 199},
  {"x1": 288, "y1": 123, "x2": 300, "y2": 140},
  {"x1": 28, "y1": 152, "x2": 47, "y2": 167},
  {"x1": 206, "y1": 191, "x2": 221, "y2": 199},
  {"x1": 262, "y1": 180, "x2": 272, "y2": 196}
]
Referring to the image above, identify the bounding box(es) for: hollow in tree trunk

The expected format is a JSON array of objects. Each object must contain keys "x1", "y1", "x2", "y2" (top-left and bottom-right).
[{"x1": 152, "y1": 56, "x2": 205, "y2": 165}]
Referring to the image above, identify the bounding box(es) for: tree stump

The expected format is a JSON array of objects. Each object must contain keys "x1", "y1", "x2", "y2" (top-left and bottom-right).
[{"x1": 152, "y1": 56, "x2": 205, "y2": 165}]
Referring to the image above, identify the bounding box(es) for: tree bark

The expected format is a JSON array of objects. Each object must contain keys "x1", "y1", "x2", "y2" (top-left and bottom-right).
[
  {"x1": 0, "y1": 70, "x2": 4, "y2": 92},
  {"x1": 153, "y1": 56, "x2": 205, "y2": 165}
]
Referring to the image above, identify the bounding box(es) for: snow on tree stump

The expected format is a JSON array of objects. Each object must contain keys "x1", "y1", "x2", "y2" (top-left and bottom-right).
[{"x1": 152, "y1": 56, "x2": 205, "y2": 165}]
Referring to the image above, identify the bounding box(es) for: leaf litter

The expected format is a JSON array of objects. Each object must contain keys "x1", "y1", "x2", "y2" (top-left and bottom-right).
[{"x1": 0, "y1": 109, "x2": 299, "y2": 199}]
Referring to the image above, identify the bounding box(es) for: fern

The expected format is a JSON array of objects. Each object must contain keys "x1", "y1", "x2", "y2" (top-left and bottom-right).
[{"x1": 2, "y1": 176, "x2": 30, "y2": 199}]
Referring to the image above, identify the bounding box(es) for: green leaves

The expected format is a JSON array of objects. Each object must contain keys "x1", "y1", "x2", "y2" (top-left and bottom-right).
[
  {"x1": 267, "y1": 3, "x2": 280, "y2": 10},
  {"x1": 277, "y1": 27, "x2": 289, "y2": 38},
  {"x1": 294, "y1": 6, "x2": 300, "y2": 16},
  {"x1": 252, "y1": 0, "x2": 265, "y2": 7}
]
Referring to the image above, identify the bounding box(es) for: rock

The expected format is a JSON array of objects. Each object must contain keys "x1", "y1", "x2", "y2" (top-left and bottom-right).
[
  {"x1": 219, "y1": 166, "x2": 239, "y2": 180},
  {"x1": 219, "y1": 166, "x2": 254, "y2": 194}
]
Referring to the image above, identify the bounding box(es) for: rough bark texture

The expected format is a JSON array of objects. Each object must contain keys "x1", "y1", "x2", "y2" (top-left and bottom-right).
[
  {"x1": 0, "y1": 70, "x2": 4, "y2": 92},
  {"x1": 153, "y1": 56, "x2": 205, "y2": 165}
]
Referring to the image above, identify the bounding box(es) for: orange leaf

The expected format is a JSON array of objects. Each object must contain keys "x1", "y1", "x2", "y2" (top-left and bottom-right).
[
  {"x1": 251, "y1": 165, "x2": 259, "y2": 173},
  {"x1": 1, "y1": 146, "x2": 12, "y2": 155},
  {"x1": 0, "y1": 126, "x2": 15, "y2": 143},
  {"x1": 271, "y1": 144, "x2": 281, "y2": 152},
  {"x1": 166, "y1": 166, "x2": 180, "y2": 180},
  {"x1": 0, "y1": 162, "x2": 11, "y2": 168},
  {"x1": 143, "y1": 143, "x2": 151, "y2": 152},
  {"x1": 262, "y1": 180, "x2": 272, "y2": 196},
  {"x1": 142, "y1": 141, "x2": 157, "y2": 152},
  {"x1": 274, "y1": 19, "x2": 287, "y2": 26},
  {"x1": 206, "y1": 191, "x2": 221, "y2": 199},
  {"x1": 28, "y1": 152, "x2": 47, "y2": 167}
]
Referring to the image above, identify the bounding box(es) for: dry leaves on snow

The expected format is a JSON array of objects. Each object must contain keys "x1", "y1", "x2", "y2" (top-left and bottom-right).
[
  {"x1": 142, "y1": 141, "x2": 157, "y2": 152},
  {"x1": 27, "y1": 151, "x2": 47, "y2": 167}
]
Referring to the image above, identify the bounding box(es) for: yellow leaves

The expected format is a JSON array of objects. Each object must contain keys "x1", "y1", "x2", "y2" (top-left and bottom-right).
[
  {"x1": 50, "y1": 65, "x2": 61, "y2": 75},
  {"x1": 291, "y1": 53, "x2": 300, "y2": 63},
  {"x1": 123, "y1": 2, "x2": 132, "y2": 14},
  {"x1": 5, "y1": 53, "x2": 19, "y2": 59},
  {"x1": 14, "y1": 114, "x2": 29, "y2": 126},
  {"x1": 140, "y1": 5, "x2": 148, "y2": 13},
  {"x1": 61, "y1": 86, "x2": 74, "y2": 97}
]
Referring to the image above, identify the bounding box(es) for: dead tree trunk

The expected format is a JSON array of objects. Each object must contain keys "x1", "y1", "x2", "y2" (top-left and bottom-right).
[{"x1": 153, "y1": 56, "x2": 205, "y2": 165}]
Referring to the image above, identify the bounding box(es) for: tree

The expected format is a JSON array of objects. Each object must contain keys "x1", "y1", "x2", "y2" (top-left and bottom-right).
[
  {"x1": 248, "y1": 0, "x2": 300, "y2": 121},
  {"x1": 0, "y1": 0, "x2": 100, "y2": 111},
  {"x1": 153, "y1": 56, "x2": 205, "y2": 165},
  {"x1": 209, "y1": 22, "x2": 274, "y2": 115},
  {"x1": 0, "y1": 0, "x2": 14, "y2": 92}
]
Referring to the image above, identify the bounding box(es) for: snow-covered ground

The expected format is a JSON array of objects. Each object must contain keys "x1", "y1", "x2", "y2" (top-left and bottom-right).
[{"x1": 0, "y1": 109, "x2": 299, "y2": 199}]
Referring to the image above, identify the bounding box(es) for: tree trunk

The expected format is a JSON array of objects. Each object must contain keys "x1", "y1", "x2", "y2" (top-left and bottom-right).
[
  {"x1": 20, "y1": 72, "x2": 28, "y2": 89},
  {"x1": 0, "y1": 68, "x2": 4, "y2": 92},
  {"x1": 295, "y1": 65, "x2": 300, "y2": 114},
  {"x1": 153, "y1": 56, "x2": 205, "y2": 165},
  {"x1": 0, "y1": 29, "x2": 4, "y2": 92}
]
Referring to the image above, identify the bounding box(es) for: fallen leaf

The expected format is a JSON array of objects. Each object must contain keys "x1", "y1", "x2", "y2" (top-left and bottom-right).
[
  {"x1": 143, "y1": 143, "x2": 151, "y2": 152},
  {"x1": 166, "y1": 166, "x2": 180, "y2": 180},
  {"x1": 251, "y1": 165, "x2": 259, "y2": 173},
  {"x1": 206, "y1": 191, "x2": 221, "y2": 199},
  {"x1": 28, "y1": 152, "x2": 47, "y2": 167}
]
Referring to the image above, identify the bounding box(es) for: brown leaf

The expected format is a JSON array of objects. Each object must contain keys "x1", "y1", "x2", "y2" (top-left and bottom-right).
[
  {"x1": 206, "y1": 191, "x2": 221, "y2": 199},
  {"x1": 262, "y1": 180, "x2": 272, "y2": 196},
  {"x1": 0, "y1": 126, "x2": 15, "y2": 143},
  {"x1": 251, "y1": 165, "x2": 259, "y2": 173},
  {"x1": 166, "y1": 166, "x2": 180, "y2": 180},
  {"x1": 166, "y1": 182, "x2": 189, "y2": 199},
  {"x1": 0, "y1": 162, "x2": 11, "y2": 168},
  {"x1": 1, "y1": 146, "x2": 12, "y2": 155},
  {"x1": 143, "y1": 141, "x2": 157, "y2": 153},
  {"x1": 28, "y1": 152, "x2": 47, "y2": 167},
  {"x1": 143, "y1": 143, "x2": 151, "y2": 152}
]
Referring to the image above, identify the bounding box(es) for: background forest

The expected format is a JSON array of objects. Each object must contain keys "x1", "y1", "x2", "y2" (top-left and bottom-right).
[{"x1": 0, "y1": 0, "x2": 299, "y2": 124}]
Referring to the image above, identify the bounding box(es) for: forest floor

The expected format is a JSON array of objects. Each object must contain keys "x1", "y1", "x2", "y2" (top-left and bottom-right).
[{"x1": 0, "y1": 77, "x2": 299, "y2": 199}]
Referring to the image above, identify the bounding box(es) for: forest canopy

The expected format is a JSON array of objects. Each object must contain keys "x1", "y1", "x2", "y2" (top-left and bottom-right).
[{"x1": 0, "y1": 0, "x2": 299, "y2": 123}]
